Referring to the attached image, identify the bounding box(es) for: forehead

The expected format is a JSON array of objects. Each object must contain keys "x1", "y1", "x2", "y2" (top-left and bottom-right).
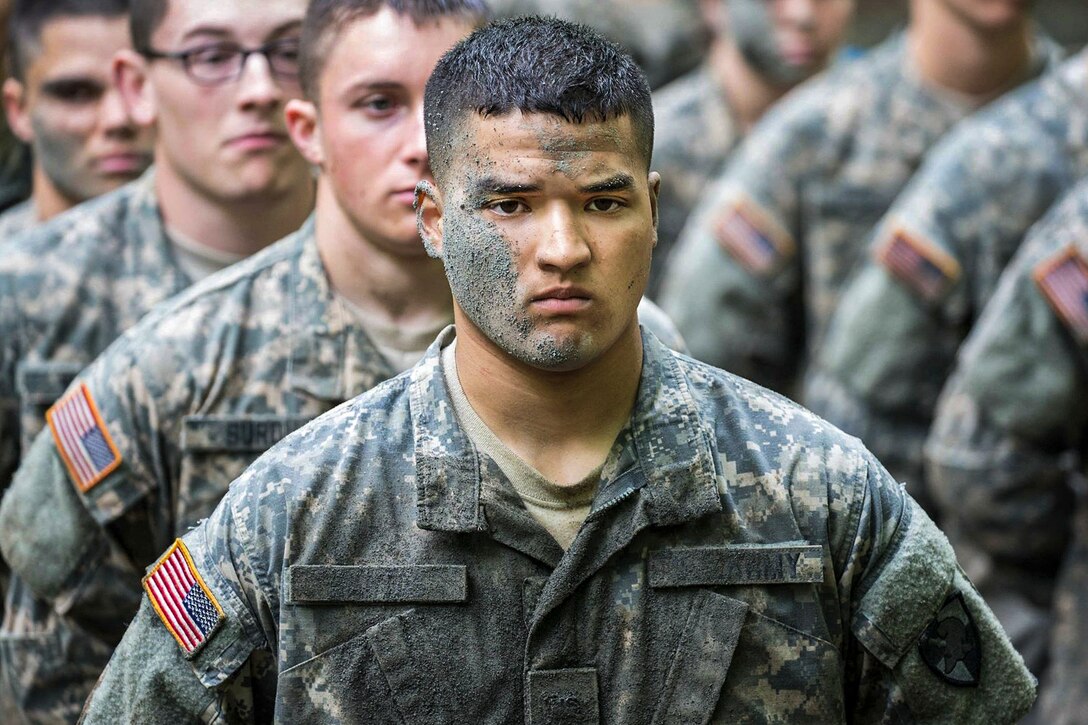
[
  {"x1": 451, "y1": 111, "x2": 644, "y2": 182},
  {"x1": 154, "y1": 0, "x2": 306, "y2": 44},
  {"x1": 30, "y1": 15, "x2": 129, "y2": 77}
]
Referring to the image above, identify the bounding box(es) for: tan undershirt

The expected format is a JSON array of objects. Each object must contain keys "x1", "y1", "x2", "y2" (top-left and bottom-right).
[
  {"x1": 338, "y1": 295, "x2": 451, "y2": 374},
  {"x1": 167, "y1": 226, "x2": 245, "y2": 283},
  {"x1": 442, "y1": 339, "x2": 600, "y2": 550}
]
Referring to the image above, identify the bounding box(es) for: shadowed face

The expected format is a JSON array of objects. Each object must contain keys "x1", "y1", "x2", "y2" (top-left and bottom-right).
[{"x1": 419, "y1": 111, "x2": 659, "y2": 371}]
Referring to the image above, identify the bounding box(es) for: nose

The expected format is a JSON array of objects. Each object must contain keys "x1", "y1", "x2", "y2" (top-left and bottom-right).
[
  {"x1": 99, "y1": 84, "x2": 138, "y2": 138},
  {"x1": 403, "y1": 104, "x2": 429, "y2": 173},
  {"x1": 780, "y1": 0, "x2": 818, "y2": 30},
  {"x1": 536, "y1": 205, "x2": 592, "y2": 273},
  {"x1": 236, "y1": 52, "x2": 285, "y2": 111}
]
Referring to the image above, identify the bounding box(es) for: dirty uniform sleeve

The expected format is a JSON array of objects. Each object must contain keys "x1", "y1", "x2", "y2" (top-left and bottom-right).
[
  {"x1": 925, "y1": 220, "x2": 1088, "y2": 569},
  {"x1": 0, "y1": 269, "x2": 23, "y2": 503},
  {"x1": 843, "y1": 451, "x2": 1036, "y2": 722},
  {"x1": 657, "y1": 94, "x2": 815, "y2": 392},
  {"x1": 81, "y1": 485, "x2": 275, "y2": 724}
]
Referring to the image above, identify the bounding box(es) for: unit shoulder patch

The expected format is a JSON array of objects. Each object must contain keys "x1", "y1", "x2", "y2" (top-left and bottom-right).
[
  {"x1": 918, "y1": 592, "x2": 981, "y2": 687},
  {"x1": 46, "y1": 383, "x2": 122, "y2": 493},
  {"x1": 143, "y1": 539, "x2": 225, "y2": 658},
  {"x1": 712, "y1": 193, "x2": 795, "y2": 275},
  {"x1": 1034, "y1": 246, "x2": 1088, "y2": 345},
  {"x1": 875, "y1": 228, "x2": 961, "y2": 302}
]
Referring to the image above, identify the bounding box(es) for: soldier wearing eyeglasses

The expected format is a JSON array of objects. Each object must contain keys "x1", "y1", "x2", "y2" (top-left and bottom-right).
[{"x1": 0, "y1": 0, "x2": 314, "y2": 721}]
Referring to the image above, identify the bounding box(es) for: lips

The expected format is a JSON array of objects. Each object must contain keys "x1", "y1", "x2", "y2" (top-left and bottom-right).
[
  {"x1": 95, "y1": 152, "x2": 151, "y2": 175},
  {"x1": 530, "y1": 286, "x2": 593, "y2": 313},
  {"x1": 225, "y1": 130, "x2": 288, "y2": 151}
]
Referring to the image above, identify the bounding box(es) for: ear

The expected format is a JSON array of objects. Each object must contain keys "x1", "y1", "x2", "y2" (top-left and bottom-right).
[
  {"x1": 415, "y1": 180, "x2": 445, "y2": 259},
  {"x1": 2, "y1": 78, "x2": 32, "y2": 143},
  {"x1": 647, "y1": 171, "x2": 661, "y2": 246},
  {"x1": 285, "y1": 99, "x2": 325, "y2": 166},
  {"x1": 114, "y1": 49, "x2": 156, "y2": 127}
]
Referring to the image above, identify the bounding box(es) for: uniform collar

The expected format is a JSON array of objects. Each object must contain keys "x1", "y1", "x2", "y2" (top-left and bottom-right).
[{"x1": 408, "y1": 327, "x2": 721, "y2": 534}]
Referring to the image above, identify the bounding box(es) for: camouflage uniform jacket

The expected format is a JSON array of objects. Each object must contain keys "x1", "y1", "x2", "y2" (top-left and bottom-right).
[
  {"x1": 657, "y1": 32, "x2": 1060, "y2": 395},
  {"x1": 648, "y1": 64, "x2": 739, "y2": 298},
  {"x1": 0, "y1": 219, "x2": 399, "y2": 723},
  {"x1": 805, "y1": 51, "x2": 1088, "y2": 496},
  {"x1": 82, "y1": 328, "x2": 1035, "y2": 724},
  {"x1": 0, "y1": 199, "x2": 37, "y2": 243},
  {"x1": 924, "y1": 179, "x2": 1088, "y2": 724}
]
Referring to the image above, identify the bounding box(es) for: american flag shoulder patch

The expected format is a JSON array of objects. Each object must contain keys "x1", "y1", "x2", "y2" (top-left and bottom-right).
[
  {"x1": 713, "y1": 194, "x2": 796, "y2": 275},
  {"x1": 46, "y1": 383, "x2": 121, "y2": 493},
  {"x1": 143, "y1": 540, "x2": 225, "y2": 657},
  {"x1": 1034, "y1": 247, "x2": 1088, "y2": 344},
  {"x1": 875, "y1": 228, "x2": 961, "y2": 302}
]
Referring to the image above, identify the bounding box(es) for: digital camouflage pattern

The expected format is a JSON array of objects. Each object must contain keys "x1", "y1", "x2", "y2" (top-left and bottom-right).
[
  {"x1": 648, "y1": 65, "x2": 739, "y2": 298},
  {"x1": 925, "y1": 179, "x2": 1088, "y2": 724},
  {"x1": 0, "y1": 169, "x2": 193, "y2": 723},
  {"x1": 806, "y1": 51, "x2": 1088, "y2": 500},
  {"x1": 488, "y1": 0, "x2": 705, "y2": 90},
  {"x1": 0, "y1": 199, "x2": 37, "y2": 243},
  {"x1": 658, "y1": 33, "x2": 1061, "y2": 395},
  {"x1": 83, "y1": 329, "x2": 1035, "y2": 723}
]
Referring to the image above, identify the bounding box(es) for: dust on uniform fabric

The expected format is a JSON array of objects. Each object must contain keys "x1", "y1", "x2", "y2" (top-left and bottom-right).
[
  {"x1": 806, "y1": 50, "x2": 1088, "y2": 498},
  {"x1": 647, "y1": 65, "x2": 740, "y2": 298},
  {"x1": 82, "y1": 328, "x2": 1035, "y2": 723},
  {"x1": 924, "y1": 179, "x2": 1088, "y2": 723},
  {"x1": 0, "y1": 219, "x2": 400, "y2": 722},
  {"x1": 658, "y1": 32, "x2": 1061, "y2": 396}
]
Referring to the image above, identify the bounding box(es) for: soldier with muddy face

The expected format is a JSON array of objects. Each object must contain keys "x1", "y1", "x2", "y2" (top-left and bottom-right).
[{"x1": 83, "y1": 17, "x2": 1033, "y2": 723}]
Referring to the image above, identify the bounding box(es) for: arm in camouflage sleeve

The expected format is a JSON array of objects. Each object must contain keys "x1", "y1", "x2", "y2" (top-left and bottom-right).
[
  {"x1": 844, "y1": 451, "x2": 1037, "y2": 721},
  {"x1": 0, "y1": 268, "x2": 23, "y2": 502},
  {"x1": 925, "y1": 214, "x2": 1088, "y2": 569}
]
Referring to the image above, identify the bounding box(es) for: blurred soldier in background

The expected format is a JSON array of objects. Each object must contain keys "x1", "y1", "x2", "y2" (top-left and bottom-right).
[
  {"x1": 0, "y1": 0, "x2": 154, "y2": 239},
  {"x1": 659, "y1": 0, "x2": 1059, "y2": 396},
  {"x1": 0, "y1": 0, "x2": 314, "y2": 719},
  {"x1": 924, "y1": 177, "x2": 1088, "y2": 722},
  {"x1": 489, "y1": 0, "x2": 706, "y2": 89},
  {"x1": 648, "y1": 0, "x2": 855, "y2": 297},
  {"x1": 0, "y1": 0, "x2": 31, "y2": 214}
]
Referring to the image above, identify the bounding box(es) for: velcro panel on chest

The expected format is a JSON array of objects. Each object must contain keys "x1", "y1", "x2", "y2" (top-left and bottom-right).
[
  {"x1": 648, "y1": 544, "x2": 825, "y2": 587},
  {"x1": 286, "y1": 565, "x2": 468, "y2": 604},
  {"x1": 15, "y1": 361, "x2": 83, "y2": 406},
  {"x1": 181, "y1": 415, "x2": 312, "y2": 453},
  {"x1": 850, "y1": 502, "x2": 957, "y2": 669},
  {"x1": 527, "y1": 668, "x2": 599, "y2": 725}
]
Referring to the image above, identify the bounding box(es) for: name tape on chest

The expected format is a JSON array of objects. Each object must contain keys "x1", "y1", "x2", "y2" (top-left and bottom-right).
[
  {"x1": 713, "y1": 195, "x2": 795, "y2": 275},
  {"x1": 1034, "y1": 246, "x2": 1088, "y2": 345},
  {"x1": 46, "y1": 383, "x2": 122, "y2": 493},
  {"x1": 875, "y1": 229, "x2": 961, "y2": 302},
  {"x1": 143, "y1": 539, "x2": 224, "y2": 658}
]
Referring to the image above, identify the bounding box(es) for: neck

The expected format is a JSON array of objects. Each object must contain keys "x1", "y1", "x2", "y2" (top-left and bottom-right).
[
  {"x1": 909, "y1": 1, "x2": 1033, "y2": 101},
  {"x1": 710, "y1": 39, "x2": 794, "y2": 132},
  {"x1": 315, "y1": 180, "x2": 452, "y2": 327},
  {"x1": 154, "y1": 157, "x2": 314, "y2": 256},
  {"x1": 454, "y1": 315, "x2": 644, "y2": 485},
  {"x1": 30, "y1": 165, "x2": 76, "y2": 222}
]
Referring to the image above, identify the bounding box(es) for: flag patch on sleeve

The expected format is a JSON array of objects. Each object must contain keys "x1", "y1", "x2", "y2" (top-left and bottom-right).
[
  {"x1": 46, "y1": 383, "x2": 121, "y2": 493},
  {"x1": 143, "y1": 540, "x2": 224, "y2": 657},
  {"x1": 875, "y1": 228, "x2": 961, "y2": 302},
  {"x1": 1035, "y1": 247, "x2": 1088, "y2": 344},
  {"x1": 713, "y1": 194, "x2": 795, "y2": 275}
]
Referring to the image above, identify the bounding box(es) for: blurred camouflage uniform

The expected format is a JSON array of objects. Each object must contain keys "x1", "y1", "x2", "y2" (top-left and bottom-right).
[
  {"x1": 488, "y1": 0, "x2": 705, "y2": 89},
  {"x1": 0, "y1": 199, "x2": 37, "y2": 242},
  {"x1": 0, "y1": 128, "x2": 31, "y2": 216},
  {"x1": 83, "y1": 328, "x2": 1035, "y2": 723},
  {"x1": 806, "y1": 51, "x2": 1088, "y2": 499},
  {"x1": 925, "y1": 179, "x2": 1088, "y2": 723},
  {"x1": 0, "y1": 216, "x2": 683, "y2": 723},
  {"x1": 648, "y1": 65, "x2": 738, "y2": 298},
  {"x1": 658, "y1": 32, "x2": 1060, "y2": 395}
]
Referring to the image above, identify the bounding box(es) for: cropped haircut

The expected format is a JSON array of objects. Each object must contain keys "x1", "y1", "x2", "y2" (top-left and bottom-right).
[
  {"x1": 424, "y1": 16, "x2": 654, "y2": 182},
  {"x1": 300, "y1": 0, "x2": 491, "y2": 101},
  {"x1": 7, "y1": 0, "x2": 130, "y2": 81},
  {"x1": 129, "y1": 0, "x2": 167, "y2": 54}
]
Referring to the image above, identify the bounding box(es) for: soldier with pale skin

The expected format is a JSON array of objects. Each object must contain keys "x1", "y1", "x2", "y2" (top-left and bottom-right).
[
  {"x1": 0, "y1": 0, "x2": 155, "y2": 239},
  {"x1": 81, "y1": 17, "x2": 1033, "y2": 723},
  {"x1": 648, "y1": 0, "x2": 854, "y2": 297}
]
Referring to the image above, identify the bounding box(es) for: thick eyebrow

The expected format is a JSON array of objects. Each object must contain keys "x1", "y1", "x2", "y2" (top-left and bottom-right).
[
  {"x1": 341, "y1": 80, "x2": 405, "y2": 96},
  {"x1": 180, "y1": 19, "x2": 302, "y2": 45},
  {"x1": 581, "y1": 174, "x2": 636, "y2": 194},
  {"x1": 470, "y1": 176, "x2": 542, "y2": 196}
]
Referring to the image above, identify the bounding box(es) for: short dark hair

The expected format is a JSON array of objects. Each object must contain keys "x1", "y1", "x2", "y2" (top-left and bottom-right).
[
  {"x1": 128, "y1": 0, "x2": 168, "y2": 54},
  {"x1": 7, "y1": 0, "x2": 130, "y2": 81},
  {"x1": 425, "y1": 16, "x2": 654, "y2": 183},
  {"x1": 300, "y1": 0, "x2": 491, "y2": 101}
]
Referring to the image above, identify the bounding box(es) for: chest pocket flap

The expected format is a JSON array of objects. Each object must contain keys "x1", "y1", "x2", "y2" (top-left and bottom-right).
[
  {"x1": 16, "y1": 361, "x2": 84, "y2": 405},
  {"x1": 181, "y1": 415, "x2": 312, "y2": 453},
  {"x1": 286, "y1": 565, "x2": 468, "y2": 605},
  {"x1": 648, "y1": 543, "x2": 825, "y2": 588}
]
